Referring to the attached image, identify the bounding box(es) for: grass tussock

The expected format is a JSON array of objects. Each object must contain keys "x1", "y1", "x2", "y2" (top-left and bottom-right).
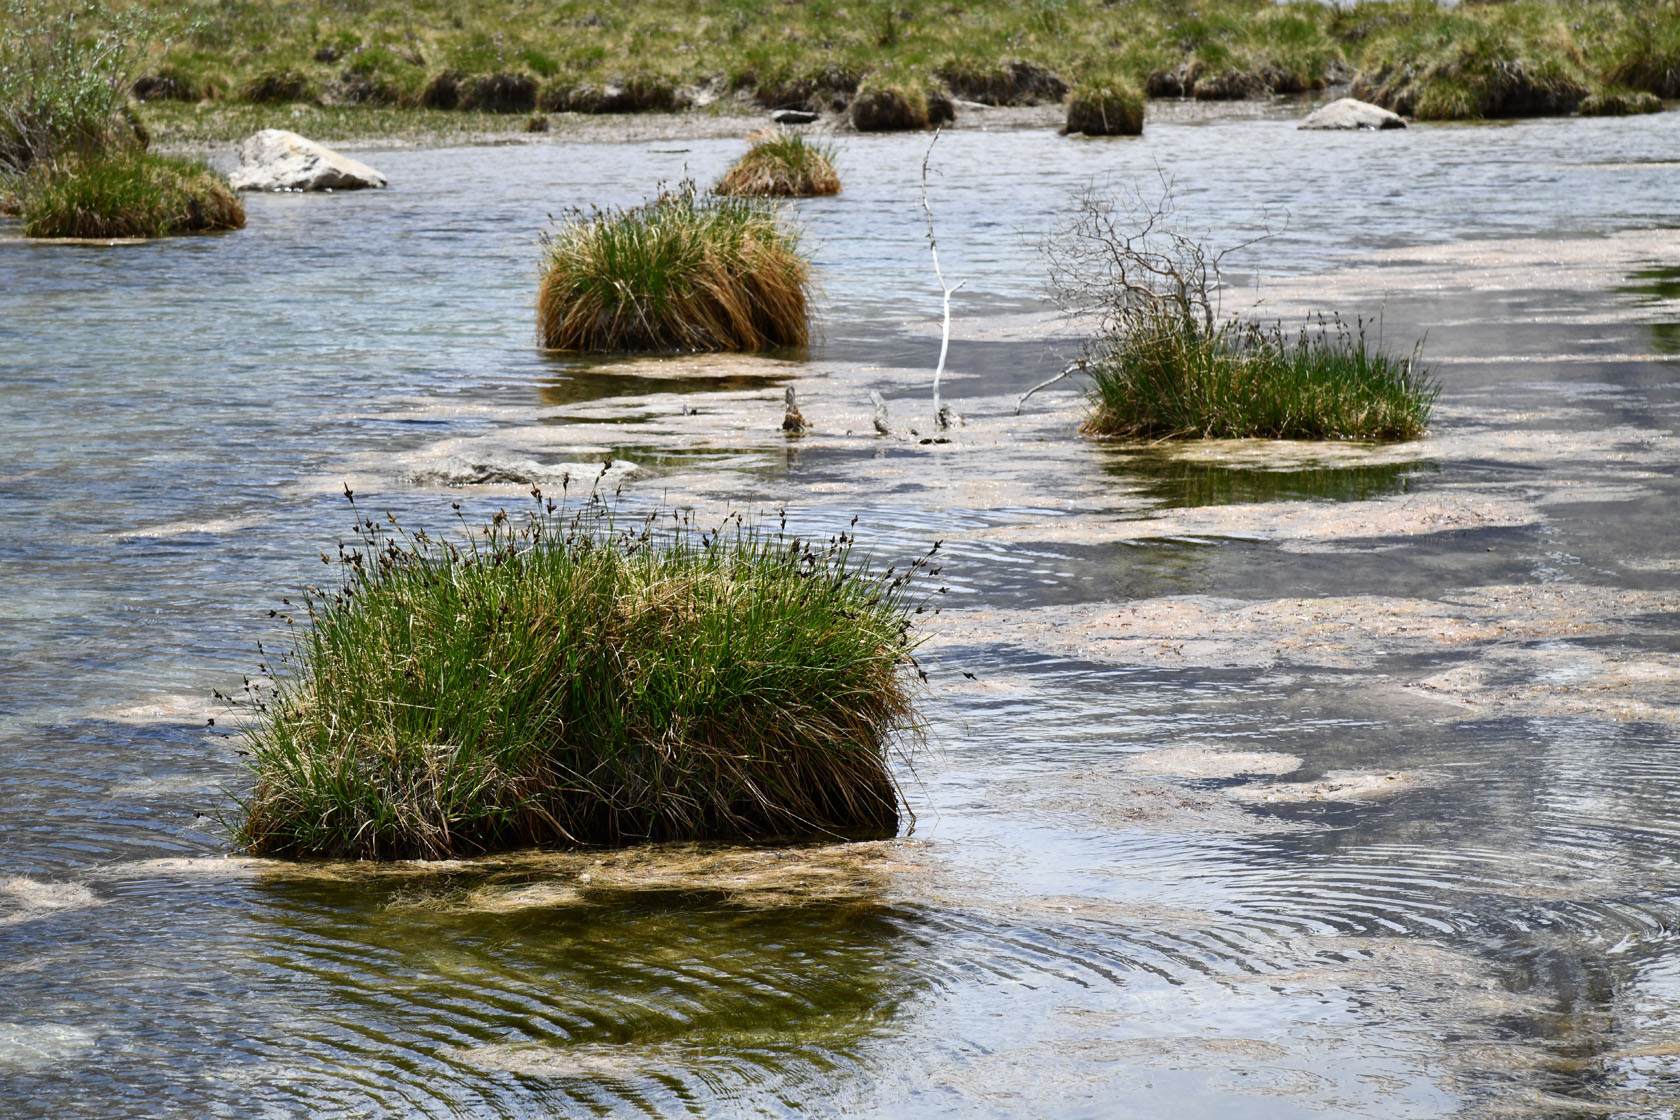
[
  {"x1": 849, "y1": 76, "x2": 953, "y2": 131},
  {"x1": 714, "y1": 131, "x2": 839, "y2": 198},
  {"x1": 1084, "y1": 315, "x2": 1437, "y2": 441},
  {"x1": 537, "y1": 183, "x2": 810, "y2": 353},
  {"x1": 235, "y1": 495, "x2": 934, "y2": 860},
  {"x1": 1064, "y1": 79, "x2": 1145, "y2": 136},
  {"x1": 19, "y1": 148, "x2": 243, "y2": 238}
]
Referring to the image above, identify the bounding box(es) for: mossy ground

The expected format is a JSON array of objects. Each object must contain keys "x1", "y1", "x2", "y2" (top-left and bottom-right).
[{"x1": 235, "y1": 497, "x2": 932, "y2": 860}]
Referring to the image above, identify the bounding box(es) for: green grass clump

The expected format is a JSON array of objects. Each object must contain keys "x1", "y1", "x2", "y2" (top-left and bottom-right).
[
  {"x1": 235, "y1": 497, "x2": 932, "y2": 859},
  {"x1": 18, "y1": 148, "x2": 243, "y2": 238},
  {"x1": 1063, "y1": 78, "x2": 1145, "y2": 136},
  {"x1": 537, "y1": 183, "x2": 810, "y2": 353},
  {"x1": 1085, "y1": 315, "x2": 1437, "y2": 441},
  {"x1": 715, "y1": 131, "x2": 839, "y2": 198},
  {"x1": 849, "y1": 75, "x2": 953, "y2": 131}
]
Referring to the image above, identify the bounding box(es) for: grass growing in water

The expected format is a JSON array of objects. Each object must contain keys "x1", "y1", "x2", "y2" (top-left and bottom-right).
[
  {"x1": 1084, "y1": 316, "x2": 1436, "y2": 440},
  {"x1": 1049, "y1": 179, "x2": 1434, "y2": 442},
  {"x1": 235, "y1": 494, "x2": 933, "y2": 860},
  {"x1": 537, "y1": 183, "x2": 810, "y2": 353},
  {"x1": 714, "y1": 131, "x2": 839, "y2": 198},
  {"x1": 19, "y1": 148, "x2": 243, "y2": 237}
]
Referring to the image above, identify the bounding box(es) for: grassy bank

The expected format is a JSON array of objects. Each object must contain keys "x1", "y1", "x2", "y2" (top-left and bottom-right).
[
  {"x1": 235, "y1": 497, "x2": 931, "y2": 859},
  {"x1": 94, "y1": 0, "x2": 1676, "y2": 141},
  {"x1": 1085, "y1": 316, "x2": 1437, "y2": 440},
  {"x1": 538, "y1": 184, "x2": 810, "y2": 353}
]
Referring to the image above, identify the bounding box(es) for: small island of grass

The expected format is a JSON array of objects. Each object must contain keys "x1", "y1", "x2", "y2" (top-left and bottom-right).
[
  {"x1": 537, "y1": 184, "x2": 810, "y2": 353},
  {"x1": 714, "y1": 131, "x2": 840, "y2": 198},
  {"x1": 236, "y1": 499, "x2": 932, "y2": 860}
]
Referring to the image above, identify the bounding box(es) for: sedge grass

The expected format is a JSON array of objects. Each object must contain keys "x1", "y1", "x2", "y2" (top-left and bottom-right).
[
  {"x1": 1063, "y1": 79, "x2": 1145, "y2": 136},
  {"x1": 1084, "y1": 314, "x2": 1436, "y2": 441},
  {"x1": 714, "y1": 131, "x2": 839, "y2": 198},
  {"x1": 18, "y1": 148, "x2": 243, "y2": 238},
  {"x1": 537, "y1": 183, "x2": 810, "y2": 353},
  {"x1": 234, "y1": 495, "x2": 933, "y2": 860}
]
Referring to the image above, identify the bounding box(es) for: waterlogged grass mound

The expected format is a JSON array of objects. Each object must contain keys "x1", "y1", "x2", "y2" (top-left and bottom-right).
[
  {"x1": 1064, "y1": 79, "x2": 1145, "y2": 136},
  {"x1": 538, "y1": 185, "x2": 810, "y2": 352},
  {"x1": 19, "y1": 150, "x2": 244, "y2": 238},
  {"x1": 236, "y1": 498, "x2": 933, "y2": 859},
  {"x1": 714, "y1": 132, "x2": 840, "y2": 198},
  {"x1": 1085, "y1": 317, "x2": 1437, "y2": 441}
]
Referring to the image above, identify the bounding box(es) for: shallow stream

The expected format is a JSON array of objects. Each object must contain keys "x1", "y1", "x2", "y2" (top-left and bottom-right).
[{"x1": 3, "y1": 106, "x2": 1679, "y2": 1117}]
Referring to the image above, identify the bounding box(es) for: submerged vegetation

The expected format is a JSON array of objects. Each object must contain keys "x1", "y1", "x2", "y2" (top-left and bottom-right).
[
  {"x1": 715, "y1": 131, "x2": 840, "y2": 198},
  {"x1": 1, "y1": 0, "x2": 240, "y2": 238},
  {"x1": 1050, "y1": 180, "x2": 1435, "y2": 442},
  {"x1": 70, "y1": 0, "x2": 1677, "y2": 140},
  {"x1": 235, "y1": 495, "x2": 931, "y2": 860},
  {"x1": 537, "y1": 184, "x2": 810, "y2": 353}
]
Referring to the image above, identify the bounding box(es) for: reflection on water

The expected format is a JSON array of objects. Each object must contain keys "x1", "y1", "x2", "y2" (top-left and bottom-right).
[
  {"x1": 1102, "y1": 450, "x2": 1435, "y2": 508},
  {"x1": 1619, "y1": 266, "x2": 1680, "y2": 354},
  {"x1": 3, "y1": 110, "x2": 1680, "y2": 1117}
]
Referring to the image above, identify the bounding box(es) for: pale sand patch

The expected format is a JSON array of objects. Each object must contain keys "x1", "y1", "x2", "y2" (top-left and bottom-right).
[
  {"x1": 929, "y1": 585, "x2": 1678, "y2": 673},
  {"x1": 1228, "y1": 771, "x2": 1419, "y2": 805},
  {"x1": 1127, "y1": 747, "x2": 1301, "y2": 779},
  {"x1": 0, "y1": 1023, "x2": 99, "y2": 1071},
  {"x1": 994, "y1": 769, "x2": 1316, "y2": 835},
  {"x1": 0, "y1": 877, "x2": 99, "y2": 927},
  {"x1": 1410, "y1": 651, "x2": 1680, "y2": 724},
  {"x1": 98, "y1": 693, "x2": 218, "y2": 725}
]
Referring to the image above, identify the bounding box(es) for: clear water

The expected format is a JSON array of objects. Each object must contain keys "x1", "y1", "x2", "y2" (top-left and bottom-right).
[{"x1": 3, "y1": 108, "x2": 1680, "y2": 1117}]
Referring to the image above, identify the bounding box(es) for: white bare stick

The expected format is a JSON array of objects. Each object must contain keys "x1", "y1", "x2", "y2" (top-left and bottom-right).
[
  {"x1": 1015, "y1": 360, "x2": 1084, "y2": 415},
  {"x1": 920, "y1": 129, "x2": 964, "y2": 431}
]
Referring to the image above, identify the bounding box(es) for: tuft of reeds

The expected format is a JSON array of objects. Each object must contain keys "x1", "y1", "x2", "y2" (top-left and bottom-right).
[
  {"x1": 1084, "y1": 313, "x2": 1437, "y2": 441},
  {"x1": 537, "y1": 183, "x2": 810, "y2": 353},
  {"x1": 1063, "y1": 79, "x2": 1145, "y2": 136},
  {"x1": 234, "y1": 493, "x2": 935, "y2": 860},
  {"x1": 714, "y1": 131, "x2": 840, "y2": 198},
  {"x1": 18, "y1": 148, "x2": 244, "y2": 238}
]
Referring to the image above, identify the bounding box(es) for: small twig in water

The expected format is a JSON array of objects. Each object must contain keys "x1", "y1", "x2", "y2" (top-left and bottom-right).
[
  {"x1": 1016, "y1": 360, "x2": 1085, "y2": 415},
  {"x1": 920, "y1": 129, "x2": 964, "y2": 431},
  {"x1": 869, "y1": 390, "x2": 891, "y2": 436}
]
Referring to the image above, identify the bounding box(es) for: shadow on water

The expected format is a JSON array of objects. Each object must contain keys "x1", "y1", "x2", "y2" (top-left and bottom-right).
[
  {"x1": 537, "y1": 353, "x2": 800, "y2": 410},
  {"x1": 1619, "y1": 265, "x2": 1680, "y2": 354},
  {"x1": 1101, "y1": 450, "x2": 1436, "y2": 509}
]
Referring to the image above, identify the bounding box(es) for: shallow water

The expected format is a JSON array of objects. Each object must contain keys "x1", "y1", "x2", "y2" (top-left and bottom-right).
[{"x1": 3, "y1": 107, "x2": 1680, "y2": 1117}]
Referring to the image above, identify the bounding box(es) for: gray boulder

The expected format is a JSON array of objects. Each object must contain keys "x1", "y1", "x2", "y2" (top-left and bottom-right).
[
  {"x1": 1299, "y1": 97, "x2": 1405, "y2": 131},
  {"x1": 228, "y1": 129, "x2": 388, "y2": 191}
]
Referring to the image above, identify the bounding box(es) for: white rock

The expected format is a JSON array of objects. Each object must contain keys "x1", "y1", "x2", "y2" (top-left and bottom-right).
[
  {"x1": 1298, "y1": 97, "x2": 1406, "y2": 131},
  {"x1": 228, "y1": 129, "x2": 388, "y2": 191}
]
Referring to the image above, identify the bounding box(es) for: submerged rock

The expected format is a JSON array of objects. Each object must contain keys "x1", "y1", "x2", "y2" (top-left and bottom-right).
[
  {"x1": 228, "y1": 129, "x2": 388, "y2": 192},
  {"x1": 1299, "y1": 98, "x2": 1406, "y2": 131}
]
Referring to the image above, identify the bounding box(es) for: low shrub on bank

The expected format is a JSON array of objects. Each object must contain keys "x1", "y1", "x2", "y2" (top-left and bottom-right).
[
  {"x1": 1083, "y1": 314, "x2": 1436, "y2": 441},
  {"x1": 714, "y1": 131, "x2": 839, "y2": 198},
  {"x1": 1063, "y1": 78, "x2": 1145, "y2": 136},
  {"x1": 537, "y1": 183, "x2": 810, "y2": 352},
  {"x1": 18, "y1": 148, "x2": 244, "y2": 238},
  {"x1": 235, "y1": 496, "x2": 932, "y2": 859}
]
